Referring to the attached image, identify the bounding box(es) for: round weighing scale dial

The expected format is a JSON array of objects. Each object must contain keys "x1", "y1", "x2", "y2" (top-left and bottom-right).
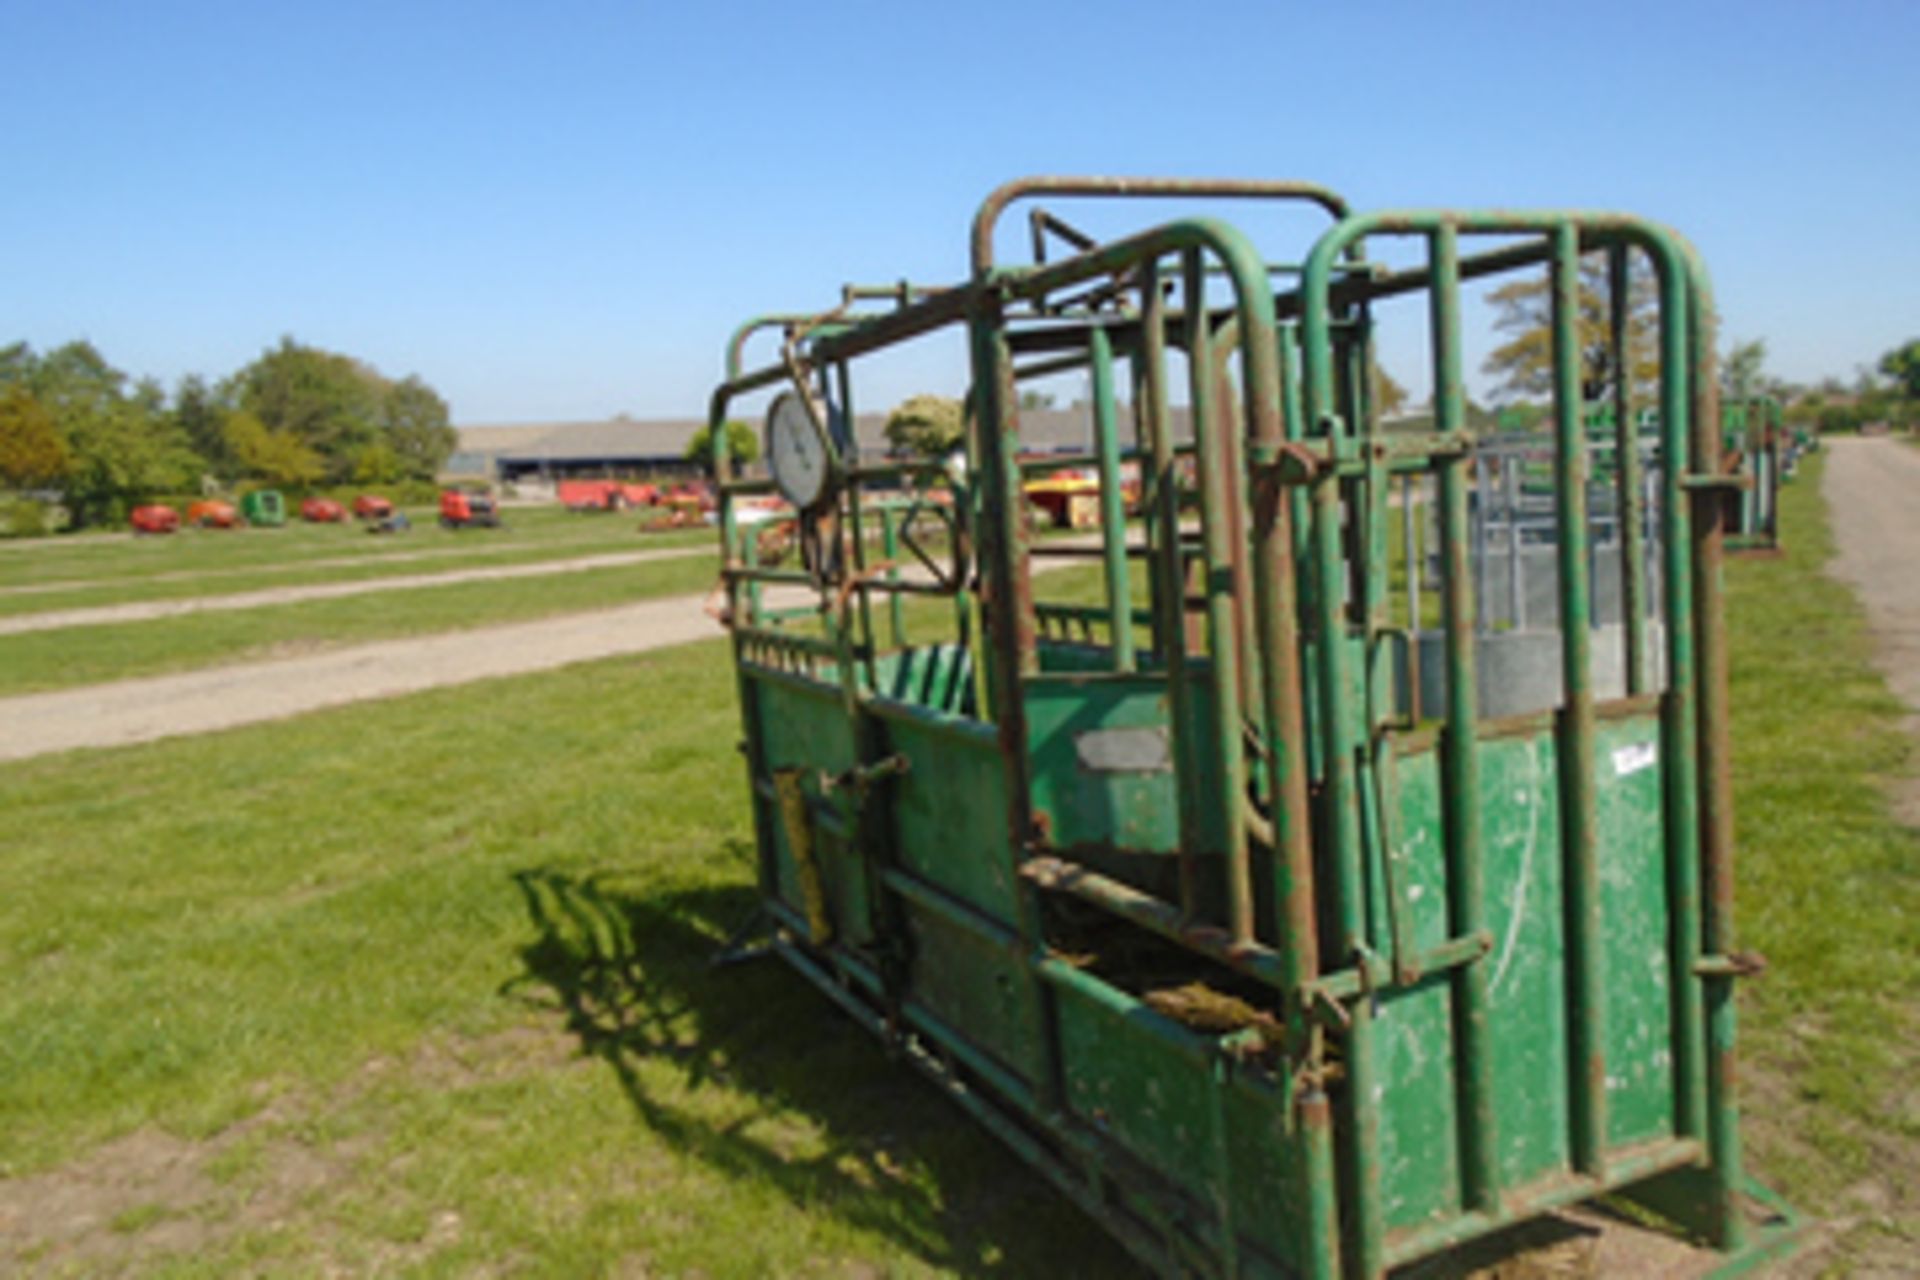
[{"x1": 765, "y1": 390, "x2": 839, "y2": 512}]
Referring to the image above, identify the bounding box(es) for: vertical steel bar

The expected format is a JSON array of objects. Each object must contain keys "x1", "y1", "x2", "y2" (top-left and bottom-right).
[
  {"x1": 1402, "y1": 472, "x2": 1422, "y2": 722},
  {"x1": 835, "y1": 361, "x2": 878, "y2": 689},
  {"x1": 1550, "y1": 224, "x2": 1606, "y2": 1175},
  {"x1": 880, "y1": 506, "x2": 905, "y2": 649},
  {"x1": 740, "y1": 518, "x2": 764, "y2": 629},
  {"x1": 1473, "y1": 456, "x2": 1492, "y2": 632},
  {"x1": 1090, "y1": 325, "x2": 1135, "y2": 672},
  {"x1": 1216, "y1": 328, "x2": 1264, "y2": 743},
  {"x1": 1142, "y1": 260, "x2": 1199, "y2": 919},
  {"x1": 1243, "y1": 257, "x2": 1319, "y2": 982},
  {"x1": 1687, "y1": 252, "x2": 1745, "y2": 1249},
  {"x1": 1505, "y1": 458, "x2": 1524, "y2": 630},
  {"x1": 1654, "y1": 251, "x2": 1706, "y2": 1148},
  {"x1": 967, "y1": 290, "x2": 1062, "y2": 1112},
  {"x1": 1303, "y1": 239, "x2": 1382, "y2": 1280},
  {"x1": 1610, "y1": 244, "x2": 1652, "y2": 692},
  {"x1": 1425, "y1": 225, "x2": 1499, "y2": 1215},
  {"x1": 1183, "y1": 248, "x2": 1253, "y2": 946}
]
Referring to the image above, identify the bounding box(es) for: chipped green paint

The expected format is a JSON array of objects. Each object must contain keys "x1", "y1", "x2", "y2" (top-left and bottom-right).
[{"x1": 707, "y1": 181, "x2": 1802, "y2": 1277}]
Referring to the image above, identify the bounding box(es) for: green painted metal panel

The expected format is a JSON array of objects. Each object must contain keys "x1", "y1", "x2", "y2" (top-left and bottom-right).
[
  {"x1": 1026, "y1": 674, "x2": 1184, "y2": 854},
  {"x1": 1056, "y1": 977, "x2": 1223, "y2": 1192},
  {"x1": 1594, "y1": 711, "x2": 1677, "y2": 1146},
  {"x1": 1373, "y1": 714, "x2": 1677, "y2": 1217},
  {"x1": 1054, "y1": 969, "x2": 1312, "y2": 1272},
  {"x1": 752, "y1": 674, "x2": 855, "y2": 920},
  {"x1": 1374, "y1": 747, "x2": 1465, "y2": 1230},
  {"x1": 1220, "y1": 1075, "x2": 1309, "y2": 1273},
  {"x1": 876, "y1": 644, "x2": 977, "y2": 717},
  {"x1": 904, "y1": 907, "x2": 1047, "y2": 1085},
  {"x1": 881, "y1": 713, "x2": 1021, "y2": 921},
  {"x1": 1476, "y1": 728, "x2": 1572, "y2": 1187},
  {"x1": 1025, "y1": 672, "x2": 1226, "y2": 856}
]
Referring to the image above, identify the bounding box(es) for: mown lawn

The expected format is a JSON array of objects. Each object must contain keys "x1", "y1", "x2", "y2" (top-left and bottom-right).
[
  {"x1": 1727, "y1": 454, "x2": 1920, "y2": 1264},
  {"x1": 0, "y1": 554, "x2": 721, "y2": 697},
  {"x1": 0, "y1": 527, "x2": 713, "y2": 620},
  {"x1": 0, "y1": 638, "x2": 1128, "y2": 1277},
  {"x1": 0, "y1": 508, "x2": 711, "y2": 605},
  {"x1": 1, "y1": 457, "x2": 1915, "y2": 1274}
]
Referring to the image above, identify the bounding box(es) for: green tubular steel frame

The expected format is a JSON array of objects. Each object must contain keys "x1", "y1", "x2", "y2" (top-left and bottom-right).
[
  {"x1": 706, "y1": 178, "x2": 1802, "y2": 1278},
  {"x1": 1721, "y1": 395, "x2": 1784, "y2": 553}
]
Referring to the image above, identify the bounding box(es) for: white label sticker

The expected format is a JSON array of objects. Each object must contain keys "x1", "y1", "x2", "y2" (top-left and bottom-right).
[
  {"x1": 1612, "y1": 742, "x2": 1658, "y2": 777},
  {"x1": 1075, "y1": 727, "x2": 1171, "y2": 773}
]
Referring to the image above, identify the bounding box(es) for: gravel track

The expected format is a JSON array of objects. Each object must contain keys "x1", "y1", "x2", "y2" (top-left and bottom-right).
[
  {"x1": 1823, "y1": 436, "x2": 1920, "y2": 824},
  {"x1": 0, "y1": 590, "x2": 759, "y2": 761}
]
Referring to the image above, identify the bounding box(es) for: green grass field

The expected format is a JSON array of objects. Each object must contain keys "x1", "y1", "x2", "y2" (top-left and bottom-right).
[
  {"x1": 0, "y1": 459, "x2": 1914, "y2": 1273},
  {"x1": 0, "y1": 508, "x2": 712, "y2": 605},
  {"x1": 0, "y1": 554, "x2": 722, "y2": 697},
  {"x1": 1726, "y1": 459, "x2": 1920, "y2": 1264}
]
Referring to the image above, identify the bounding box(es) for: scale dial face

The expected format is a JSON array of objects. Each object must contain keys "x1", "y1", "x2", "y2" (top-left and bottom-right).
[{"x1": 765, "y1": 391, "x2": 836, "y2": 511}]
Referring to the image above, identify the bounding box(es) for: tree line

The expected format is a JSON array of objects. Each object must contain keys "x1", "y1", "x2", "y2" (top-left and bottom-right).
[
  {"x1": 1480, "y1": 259, "x2": 1920, "y2": 434},
  {"x1": 0, "y1": 338, "x2": 456, "y2": 530}
]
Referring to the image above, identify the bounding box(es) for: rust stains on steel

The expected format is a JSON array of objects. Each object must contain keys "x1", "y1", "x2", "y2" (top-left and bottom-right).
[{"x1": 970, "y1": 174, "x2": 1353, "y2": 275}]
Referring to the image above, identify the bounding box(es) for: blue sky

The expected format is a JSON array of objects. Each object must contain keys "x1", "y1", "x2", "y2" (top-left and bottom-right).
[{"x1": 4, "y1": 1, "x2": 1916, "y2": 423}]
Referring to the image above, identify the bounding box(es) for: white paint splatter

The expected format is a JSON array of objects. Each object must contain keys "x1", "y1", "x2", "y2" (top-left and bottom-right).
[{"x1": 1489, "y1": 740, "x2": 1542, "y2": 998}]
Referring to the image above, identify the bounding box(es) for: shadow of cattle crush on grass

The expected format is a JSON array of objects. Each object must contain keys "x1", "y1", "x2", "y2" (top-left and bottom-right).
[{"x1": 504, "y1": 861, "x2": 1138, "y2": 1278}]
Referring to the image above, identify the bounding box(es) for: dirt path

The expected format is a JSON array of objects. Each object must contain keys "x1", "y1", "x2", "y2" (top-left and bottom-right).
[
  {"x1": 0, "y1": 544, "x2": 1107, "y2": 761},
  {"x1": 1823, "y1": 436, "x2": 1920, "y2": 825},
  {"x1": 0, "y1": 547, "x2": 707, "y2": 637},
  {"x1": 0, "y1": 590, "x2": 758, "y2": 761}
]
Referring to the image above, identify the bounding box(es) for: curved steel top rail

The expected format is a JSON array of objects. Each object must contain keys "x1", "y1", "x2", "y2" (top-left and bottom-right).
[{"x1": 970, "y1": 175, "x2": 1354, "y2": 277}]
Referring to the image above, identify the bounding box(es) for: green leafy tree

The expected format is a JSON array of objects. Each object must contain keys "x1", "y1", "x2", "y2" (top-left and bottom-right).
[
  {"x1": 1373, "y1": 363, "x2": 1409, "y2": 417},
  {"x1": 884, "y1": 394, "x2": 965, "y2": 456},
  {"x1": 1482, "y1": 254, "x2": 1658, "y2": 405},
  {"x1": 684, "y1": 419, "x2": 759, "y2": 473},
  {"x1": 1722, "y1": 339, "x2": 1772, "y2": 401},
  {"x1": 226, "y1": 339, "x2": 453, "y2": 484},
  {"x1": 223, "y1": 410, "x2": 325, "y2": 488},
  {"x1": 0, "y1": 386, "x2": 69, "y2": 486},
  {"x1": 1877, "y1": 339, "x2": 1920, "y2": 401},
  {"x1": 3, "y1": 342, "x2": 202, "y2": 526},
  {"x1": 171, "y1": 374, "x2": 233, "y2": 474},
  {"x1": 1018, "y1": 390, "x2": 1056, "y2": 411},
  {"x1": 382, "y1": 376, "x2": 455, "y2": 480},
  {"x1": 352, "y1": 440, "x2": 404, "y2": 485}
]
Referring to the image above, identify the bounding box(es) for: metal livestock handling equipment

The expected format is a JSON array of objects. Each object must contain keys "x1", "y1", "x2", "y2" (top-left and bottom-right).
[
  {"x1": 1721, "y1": 396, "x2": 1785, "y2": 554},
  {"x1": 704, "y1": 177, "x2": 1803, "y2": 1278}
]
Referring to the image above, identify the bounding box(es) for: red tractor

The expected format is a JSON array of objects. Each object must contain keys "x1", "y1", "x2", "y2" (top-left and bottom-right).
[
  {"x1": 439, "y1": 488, "x2": 502, "y2": 529},
  {"x1": 186, "y1": 500, "x2": 242, "y2": 529},
  {"x1": 353, "y1": 494, "x2": 394, "y2": 521},
  {"x1": 130, "y1": 505, "x2": 181, "y2": 534},
  {"x1": 300, "y1": 496, "x2": 349, "y2": 523}
]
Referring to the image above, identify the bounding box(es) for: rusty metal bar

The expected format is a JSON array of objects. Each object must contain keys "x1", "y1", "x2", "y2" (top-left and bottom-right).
[
  {"x1": 1139, "y1": 259, "x2": 1200, "y2": 920},
  {"x1": 967, "y1": 272, "x2": 1062, "y2": 1115},
  {"x1": 971, "y1": 175, "x2": 1353, "y2": 276},
  {"x1": 1088, "y1": 325, "x2": 1136, "y2": 672},
  {"x1": 1644, "y1": 238, "x2": 1709, "y2": 1159},
  {"x1": 1428, "y1": 223, "x2": 1499, "y2": 1214},
  {"x1": 1550, "y1": 223, "x2": 1607, "y2": 1176},
  {"x1": 1183, "y1": 247, "x2": 1255, "y2": 947},
  {"x1": 1022, "y1": 856, "x2": 1291, "y2": 990},
  {"x1": 1610, "y1": 245, "x2": 1652, "y2": 691},
  {"x1": 1684, "y1": 240, "x2": 1745, "y2": 1249},
  {"x1": 1301, "y1": 237, "x2": 1383, "y2": 1280}
]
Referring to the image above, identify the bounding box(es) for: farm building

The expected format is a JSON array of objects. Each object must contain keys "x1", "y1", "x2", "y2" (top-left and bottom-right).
[{"x1": 449, "y1": 407, "x2": 1196, "y2": 487}]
